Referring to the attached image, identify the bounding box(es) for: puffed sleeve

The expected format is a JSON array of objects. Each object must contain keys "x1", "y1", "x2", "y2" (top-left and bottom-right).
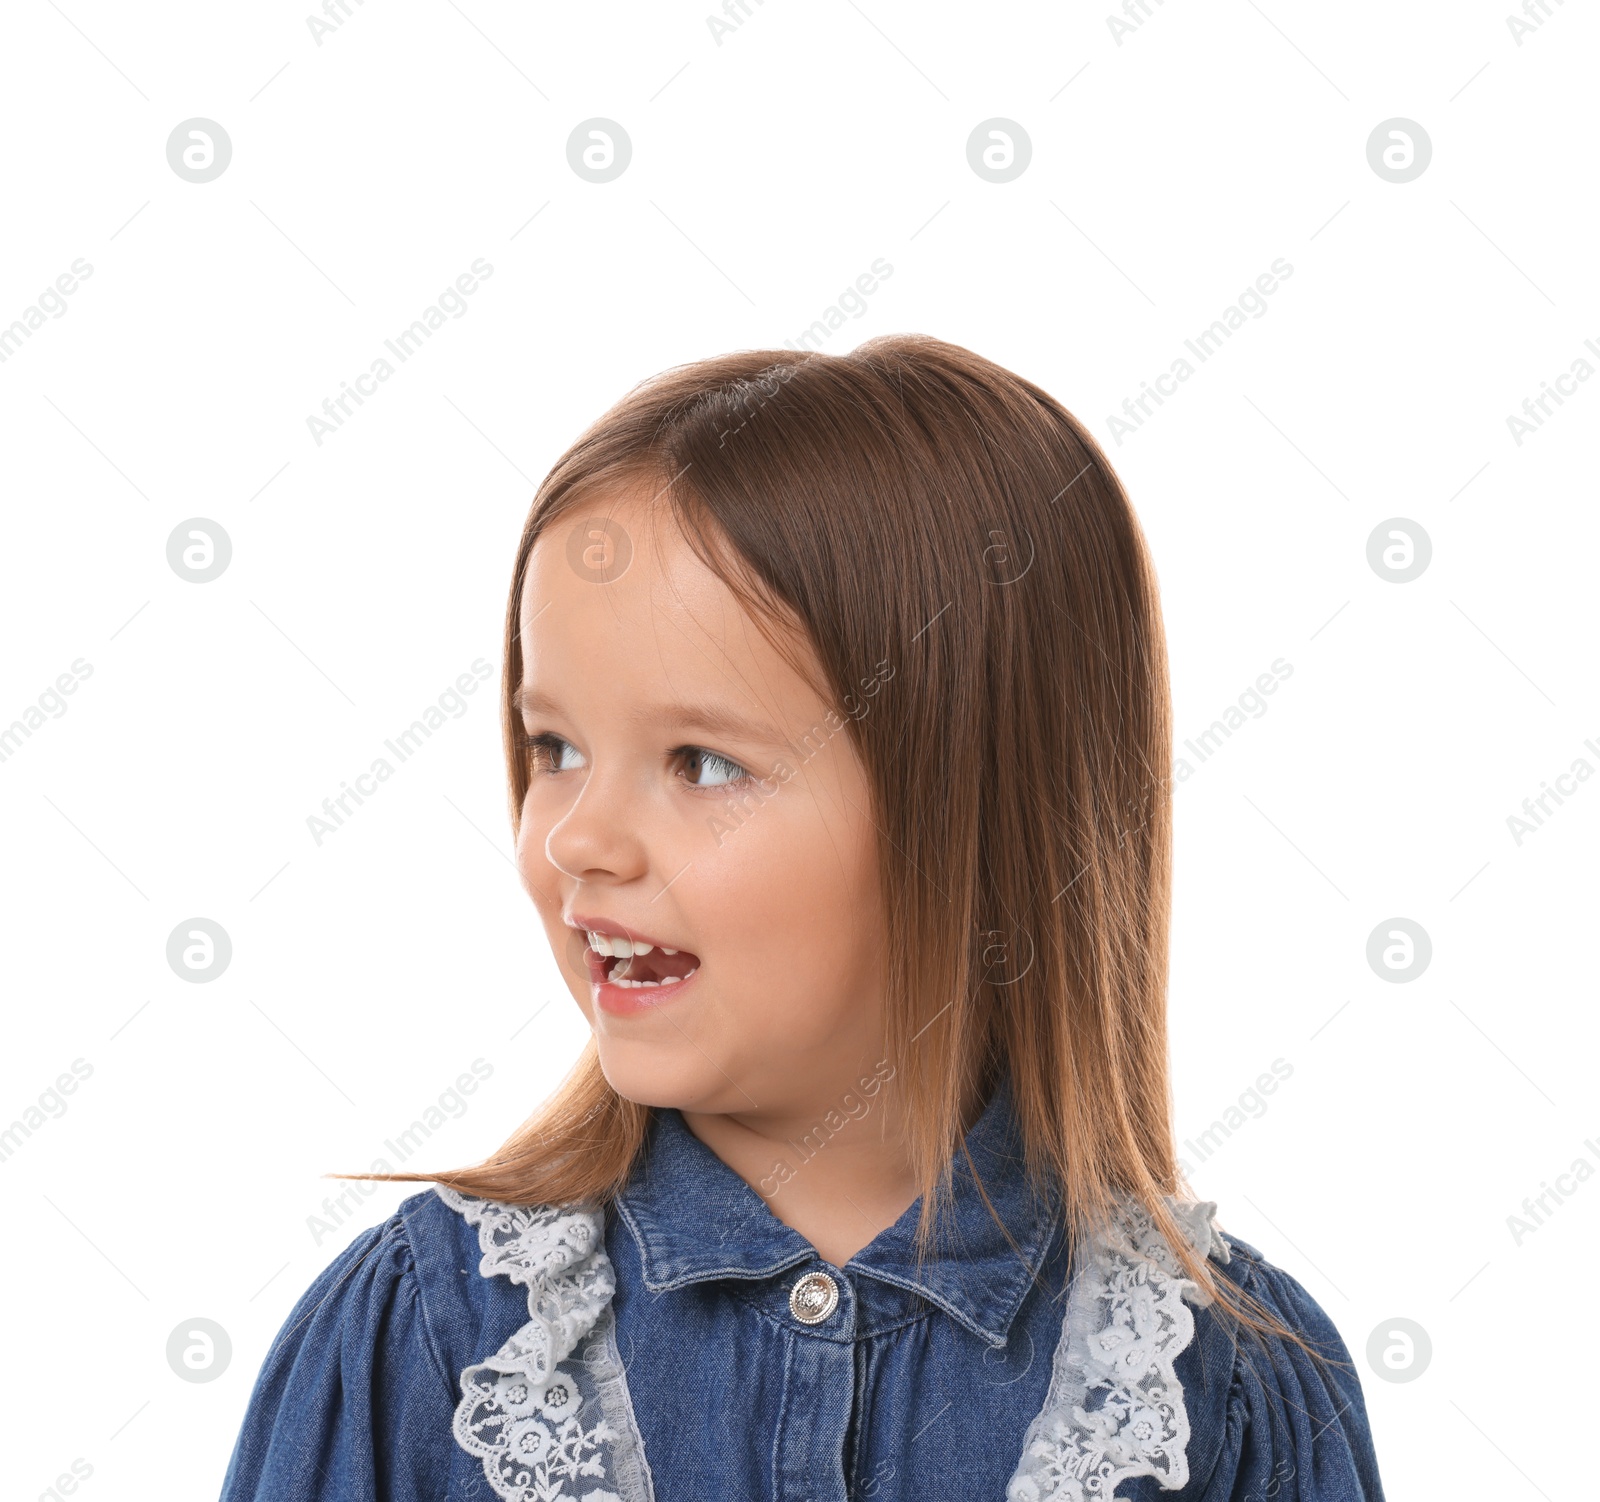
[
  {"x1": 1195, "y1": 1238, "x2": 1386, "y2": 1501},
  {"x1": 218, "y1": 1211, "x2": 457, "y2": 1502}
]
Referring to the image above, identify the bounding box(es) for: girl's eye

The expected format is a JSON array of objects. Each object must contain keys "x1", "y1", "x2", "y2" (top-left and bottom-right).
[
  {"x1": 673, "y1": 745, "x2": 752, "y2": 792},
  {"x1": 522, "y1": 732, "x2": 752, "y2": 793},
  {"x1": 523, "y1": 731, "x2": 585, "y2": 776}
]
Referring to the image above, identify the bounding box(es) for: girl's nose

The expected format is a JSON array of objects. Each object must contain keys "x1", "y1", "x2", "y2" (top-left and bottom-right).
[{"x1": 540, "y1": 776, "x2": 652, "y2": 885}]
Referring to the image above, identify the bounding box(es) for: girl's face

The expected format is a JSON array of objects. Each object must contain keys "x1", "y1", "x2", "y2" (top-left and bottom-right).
[{"x1": 515, "y1": 485, "x2": 889, "y2": 1120}]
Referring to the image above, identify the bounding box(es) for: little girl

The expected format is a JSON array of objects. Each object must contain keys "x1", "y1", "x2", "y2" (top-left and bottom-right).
[{"x1": 219, "y1": 335, "x2": 1386, "y2": 1501}]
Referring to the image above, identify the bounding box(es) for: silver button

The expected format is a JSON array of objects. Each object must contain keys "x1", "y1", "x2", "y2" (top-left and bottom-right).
[{"x1": 789, "y1": 1270, "x2": 839, "y2": 1324}]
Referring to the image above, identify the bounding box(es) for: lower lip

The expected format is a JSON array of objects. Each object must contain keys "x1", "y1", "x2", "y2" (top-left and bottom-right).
[{"x1": 586, "y1": 947, "x2": 701, "y2": 1016}]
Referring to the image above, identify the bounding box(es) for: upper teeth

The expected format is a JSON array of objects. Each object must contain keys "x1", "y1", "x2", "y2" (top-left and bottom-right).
[{"x1": 586, "y1": 930, "x2": 677, "y2": 958}]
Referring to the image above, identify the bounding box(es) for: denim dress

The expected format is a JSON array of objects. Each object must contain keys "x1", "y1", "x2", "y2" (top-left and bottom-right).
[{"x1": 218, "y1": 1075, "x2": 1386, "y2": 1501}]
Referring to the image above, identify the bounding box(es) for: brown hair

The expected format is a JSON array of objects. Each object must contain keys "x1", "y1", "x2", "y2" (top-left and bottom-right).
[{"x1": 339, "y1": 333, "x2": 1326, "y2": 1358}]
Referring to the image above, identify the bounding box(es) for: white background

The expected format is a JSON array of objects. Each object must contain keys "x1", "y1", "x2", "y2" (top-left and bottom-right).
[{"x1": 2, "y1": 1, "x2": 1595, "y2": 1497}]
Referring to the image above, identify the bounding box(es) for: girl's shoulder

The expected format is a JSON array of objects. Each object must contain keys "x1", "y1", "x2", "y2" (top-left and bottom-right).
[
  {"x1": 218, "y1": 1185, "x2": 552, "y2": 1502},
  {"x1": 1176, "y1": 1217, "x2": 1386, "y2": 1500},
  {"x1": 1012, "y1": 1195, "x2": 1385, "y2": 1501}
]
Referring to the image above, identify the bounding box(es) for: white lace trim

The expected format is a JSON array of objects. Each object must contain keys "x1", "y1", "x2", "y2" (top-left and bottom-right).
[
  {"x1": 438, "y1": 1182, "x2": 1224, "y2": 1502},
  {"x1": 434, "y1": 1185, "x2": 654, "y2": 1502},
  {"x1": 1006, "y1": 1195, "x2": 1229, "y2": 1502}
]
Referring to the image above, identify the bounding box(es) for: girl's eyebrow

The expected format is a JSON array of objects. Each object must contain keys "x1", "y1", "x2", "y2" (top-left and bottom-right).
[{"x1": 515, "y1": 684, "x2": 787, "y2": 747}]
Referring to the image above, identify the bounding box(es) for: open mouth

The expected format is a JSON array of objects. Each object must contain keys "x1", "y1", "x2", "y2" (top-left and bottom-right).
[
  {"x1": 579, "y1": 928, "x2": 701, "y2": 991},
  {"x1": 601, "y1": 948, "x2": 700, "y2": 989}
]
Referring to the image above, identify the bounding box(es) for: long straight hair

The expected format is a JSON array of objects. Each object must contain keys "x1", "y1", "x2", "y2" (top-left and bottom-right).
[{"x1": 345, "y1": 333, "x2": 1316, "y2": 1353}]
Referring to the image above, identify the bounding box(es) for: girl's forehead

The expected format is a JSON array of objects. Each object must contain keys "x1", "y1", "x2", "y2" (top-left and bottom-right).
[
  {"x1": 519, "y1": 512, "x2": 820, "y2": 711},
  {"x1": 523, "y1": 510, "x2": 746, "y2": 636},
  {"x1": 530, "y1": 484, "x2": 709, "y2": 583}
]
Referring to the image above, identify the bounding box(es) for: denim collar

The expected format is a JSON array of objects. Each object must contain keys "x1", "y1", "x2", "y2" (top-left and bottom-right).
[{"x1": 612, "y1": 1073, "x2": 1060, "y2": 1348}]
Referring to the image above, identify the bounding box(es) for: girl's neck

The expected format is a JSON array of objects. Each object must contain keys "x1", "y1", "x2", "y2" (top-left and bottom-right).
[{"x1": 680, "y1": 1074, "x2": 990, "y2": 1268}]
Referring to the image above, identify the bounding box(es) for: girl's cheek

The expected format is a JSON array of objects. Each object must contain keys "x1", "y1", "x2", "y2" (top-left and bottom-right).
[
  {"x1": 514, "y1": 801, "x2": 561, "y2": 905},
  {"x1": 691, "y1": 768, "x2": 796, "y2": 853}
]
